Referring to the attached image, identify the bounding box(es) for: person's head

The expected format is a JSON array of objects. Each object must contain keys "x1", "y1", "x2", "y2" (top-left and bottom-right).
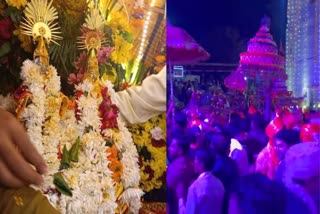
[
  {"x1": 284, "y1": 141, "x2": 320, "y2": 198},
  {"x1": 173, "y1": 111, "x2": 188, "y2": 130},
  {"x1": 168, "y1": 137, "x2": 189, "y2": 161},
  {"x1": 193, "y1": 149, "x2": 215, "y2": 174},
  {"x1": 274, "y1": 128, "x2": 300, "y2": 160},
  {"x1": 229, "y1": 173, "x2": 287, "y2": 214},
  {"x1": 210, "y1": 131, "x2": 231, "y2": 156}
]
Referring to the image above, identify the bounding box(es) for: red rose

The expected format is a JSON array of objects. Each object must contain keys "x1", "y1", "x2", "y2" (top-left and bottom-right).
[{"x1": 151, "y1": 138, "x2": 166, "y2": 148}]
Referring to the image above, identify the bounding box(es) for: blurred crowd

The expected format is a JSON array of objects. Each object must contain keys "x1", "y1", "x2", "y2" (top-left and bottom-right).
[
  {"x1": 170, "y1": 78, "x2": 226, "y2": 109},
  {"x1": 166, "y1": 100, "x2": 320, "y2": 214}
]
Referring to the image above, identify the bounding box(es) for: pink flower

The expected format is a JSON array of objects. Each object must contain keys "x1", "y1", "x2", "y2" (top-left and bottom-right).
[
  {"x1": 67, "y1": 73, "x2": 84, "y2": 85},
  {"x1": 74, "y1": 51, "x2": 87, "y2": 73},
  {"x1": 97, "y1": 47, "x2": 114, "y2": 65}
]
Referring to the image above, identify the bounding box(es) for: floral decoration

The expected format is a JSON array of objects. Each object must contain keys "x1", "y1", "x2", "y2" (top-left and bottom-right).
[
  {"x1": 0, "y1": 0, "x2": 146, "y2": 95},
  {"x1": 0, "y1": 0, "x2": 165, "y2": 211},
  {"x1": 128, "y1": 113, "x2": 166, "y2": 193}
]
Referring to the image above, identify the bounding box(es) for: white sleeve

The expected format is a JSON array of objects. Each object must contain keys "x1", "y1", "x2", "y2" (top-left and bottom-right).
[{"x1": 114, "y1": 67, "x2": 166, "y2": 125}]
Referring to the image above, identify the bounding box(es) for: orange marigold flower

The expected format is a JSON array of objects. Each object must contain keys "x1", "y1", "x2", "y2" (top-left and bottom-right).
[
  {"x1": 155, "y1": 55, "x2": 165, "y2": 63},
  {"x1": 106, "y1": 146, "x2": 118, "y2": 160},
  {"x1": 109, "y1": 160, "x2": 123, "y2": 182},
  {"x1": 67, "y1": 98, "x2": 76, "y2": 110}
]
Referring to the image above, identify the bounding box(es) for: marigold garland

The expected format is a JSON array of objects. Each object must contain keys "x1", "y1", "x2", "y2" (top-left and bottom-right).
[{"x1": 129, "y1": 112, "x2": 166, "y2": 193}]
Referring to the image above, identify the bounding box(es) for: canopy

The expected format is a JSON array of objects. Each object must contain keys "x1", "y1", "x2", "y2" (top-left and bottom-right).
[{"x1": 167, "y1": 24, "x2": 210, "y2": 64}]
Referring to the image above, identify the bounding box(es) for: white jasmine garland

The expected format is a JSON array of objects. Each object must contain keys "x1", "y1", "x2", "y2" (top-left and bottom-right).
[
  {"x1": 102, "y1": 80, "x2": 143, "y2": 213},
  {"x1": 20, "y1": 60, "x2": 67, "y2": 207},
  {"x1": 20, "y1": 61, "x2": 142, "y2": 213},
  {"x1": 20, "y1": 60, "x2": 46, "y2": 154},
  {"x1": 66, "y1": 80, "x2": 117, "y2": 213}
]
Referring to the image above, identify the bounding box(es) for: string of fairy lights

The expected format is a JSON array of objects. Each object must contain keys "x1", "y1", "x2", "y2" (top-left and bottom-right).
[
  {"x1": 314, "y1": 0, "x2": 320, "y2": 107},
  {"x1": 130, "y1": 0, "x2": 157, "y2": 83},
  {"x1": 286, "y1": 0, "x2": 295, "y2": 95},
  {"x1": 301, "y1": 0, "x2": 308, "y2": 102},
  {"x1": 286, "y1": 0, "x2": 320, "y2": 107}
]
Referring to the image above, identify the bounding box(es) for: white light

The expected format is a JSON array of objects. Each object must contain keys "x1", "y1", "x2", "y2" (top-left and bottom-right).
[
  {"x1": 229, "y1": 138, "x2": 243, "y2": 157},
  {"x1": 131, "y1": 0, "x2": 157, "y2": 83},
  {"x1": 286, "y1": 0, "x2": 319, "y2": 107},
  {"x1": 143, "y1": 28, "x2": 148, "y2": 34}
]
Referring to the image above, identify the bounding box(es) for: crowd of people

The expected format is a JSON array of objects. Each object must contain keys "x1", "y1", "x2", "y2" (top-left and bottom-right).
[
  {"x1": 167, "y1": 94, "x2": 320, "y2": 214},
  {"x1": 170, "y1": 77, "x2": 226, "y2": 109}
]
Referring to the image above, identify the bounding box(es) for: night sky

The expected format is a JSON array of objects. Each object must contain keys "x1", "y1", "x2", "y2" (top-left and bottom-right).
[{"x1": 167, "y1": 0, "x2": 287, "y2": 63}]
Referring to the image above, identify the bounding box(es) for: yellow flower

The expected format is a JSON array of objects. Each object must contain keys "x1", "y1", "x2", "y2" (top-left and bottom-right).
[
  {"x1": 110, "y1": 34, "x2": 133, "y2": 64},
  {"x1": 130, "y1": 113, "x2": 166, "y2": 192},
  {"x1": 13, "y1": 28, "x2": 33, "y2": 53},
  {"x1": 144, "y1": 121, "x2": 153, "y2": 132},
  {"x1": 6, "y1": 0, "x2": 27, "y2": 9},
  {"x1": 102, "y1": 67, "x2": 117, "y2": 83},
  {"x1": 107, "y1": 11, "x2": 131, "y2": 33}
]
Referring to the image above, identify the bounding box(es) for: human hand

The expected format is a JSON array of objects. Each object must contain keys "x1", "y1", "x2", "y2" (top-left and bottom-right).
[{"x1": 0, "y1": 109, "x2": 47, "y2": 188}]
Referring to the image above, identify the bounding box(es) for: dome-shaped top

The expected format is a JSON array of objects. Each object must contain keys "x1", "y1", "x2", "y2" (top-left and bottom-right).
[{"x1": 237, "y1": 16, "x2": 286, "y2": 81}]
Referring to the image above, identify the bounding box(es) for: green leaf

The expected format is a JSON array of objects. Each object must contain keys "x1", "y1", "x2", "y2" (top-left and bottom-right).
[
  {"x1": 105, "y1": 140, "x2": 113, "y2": 147},
  {"x1": 99, "y1": 64, "x2": 105, "y2": 77},
  {"x1": 53, "y1": 172, "x2": 73, "y2": 197},
  {"x1": 70, "y1": 137, "x2": 80, "y2": 162},
  {"x1": 122, "y1": 31, "x2": 133, "y2": 43},
  {"x1": 0, "y1": 43, "x2": 11, "y2": 58},
  {"x1": 60, "y1": 145, "x2": 70, "y2": 170}
]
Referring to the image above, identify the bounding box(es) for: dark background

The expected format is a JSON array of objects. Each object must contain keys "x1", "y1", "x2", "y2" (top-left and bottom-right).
[{"x1": 167, "y1": 0, "x2": 287, "y2": 63}]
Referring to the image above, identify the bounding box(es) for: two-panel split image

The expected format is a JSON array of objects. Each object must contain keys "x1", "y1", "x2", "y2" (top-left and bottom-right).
[{"x1": 0, "y1": 0, "x2": 319, "y2": 213}]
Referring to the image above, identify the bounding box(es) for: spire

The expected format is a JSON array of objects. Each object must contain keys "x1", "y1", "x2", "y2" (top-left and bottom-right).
[{"x1": 260, "y1": 15, "x2": 271, "y2": 28}]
